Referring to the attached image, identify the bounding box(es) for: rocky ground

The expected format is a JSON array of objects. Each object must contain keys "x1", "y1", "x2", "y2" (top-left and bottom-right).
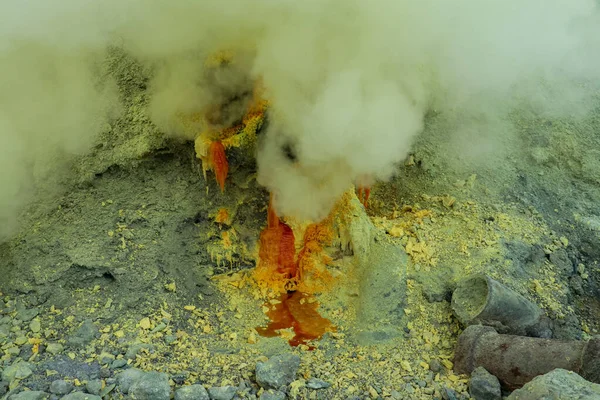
[{"x1": 1, "y1": 49, "x2": 600, "y2": 400}]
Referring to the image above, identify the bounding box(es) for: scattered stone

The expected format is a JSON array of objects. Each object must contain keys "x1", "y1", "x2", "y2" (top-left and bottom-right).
[
  {"x1": 19, "y1": 344, "x2": 34, "y2": 360},
  {"x1": 507, "y1": 369, "x2": 600, "y2": 400},
  {"x1": 171, "y1": 372, "x2": 189, "y2": 386},
  {"x1": 15, "y1": 336, "x2": 28, "y2": 346},
  {"x1": 29, "y1": 319, "x2": 41, "y2": 333},
  {"x1": 49, "y1": 380, "x2": 73, "y2": 396},
  {"x1": 46, "y1": 343, "x2": 64, "y2": 355},
  {"x1": 255, "y1": 354, "x2": 300, "y2": 390},
  {"x1": 116, "y1": 368, "x2": 145, "y2": 394},
  {"x1": 174, "y1": 385, "x2": 209, "y2": 400},
  {"x1": 306, "y1": 378, "x2": 331, "y2": 390},
  {"x1": 98, "y1": 352, "x2": 115, "y2": 365},
  {"x1": 110, "y1": 359, "x2": 127, "y2": 369},
  {"x1": 442, "y1": 387, "x2": 459, "y2": 400},
  {"x1": 2, "y1": 361, "x2": 33, "y2": 382},
  {"x1": 128, "y1": 371, "x2": 170, "y2": 400},
  {"x1": 208, "y1": 386, "x2": 237, "y2": 400},
  {"x1": 164, "y1": 335, "x2": 177, "y2": 345},
  {"x1": 259, "y1": 390, "x2": 286, "y2": 400},
  {"x1": 16, "y1": 307, "x2": 39, "y2": 322},
  {"x1": 0, "y1": 324, "x2": 10, "y2": 340},
  {"x1": 60, "y1": 392, "x2": 102, "y2": 400},
  {"x1": 67, "y1": 320, "x2": 98, "y2": 348},
  {"x1": 125, "y1": 343, "x2": 154, "y2": 359},
  {"x1": 85, "y1": 380, "x2": 102, "y2": 396},
  {"x1": 429, "y1": 359, "x2": 442, "y2": 373},
  {"x1": 468, "y1": 367, "x2": 501, "y2": 400},
  {"x1": 8, "y1": 391, "x2": 49, "y2": 400},
  {"x1": 40, "y1": 356, "x2": 100, "y2": 381},
  {"x1": 549, "y1": 249, "x2": 573, "y2": 275},
  {"x1": 99, "y1": 384, "x2": 116, "y2": 398}
]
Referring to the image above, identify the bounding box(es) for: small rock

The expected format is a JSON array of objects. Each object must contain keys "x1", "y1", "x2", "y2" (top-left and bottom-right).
[
  {"x1": 85, "y1": 380, "x2": 102, "y2": 396},
  {"x1": 16, "y1": 308, "x2": 39, "y2": 322},
  {"x1": 174, "y1": 385, "x2": 209, "y2": 400},
  {"x1": 255, "y1": 354, "x2": 300, "y2": 390},
  {"x1": 549, "y1": 249, "x2": 573, "y2": 275},
  {"x1": 208, "y1": 386, "x2": 237, "y2": 400},
  {"x1": 49, "y1": 380, "x2": 73, "y2": 395},
  {"x1": 19, "y1": 344, "x2": 34, "y2": 360},
  {"x1": 468, "y1": 367, "x2": 501, "y2": 400},
  {"x1": 15, "y1": 336, "x2": 28, "y2": 346},
  {"x1": 116, "y1": 368, "x2": 145, "y2": 394},
  {"x1": 110, "y1": 359, "x2": 127, "y2": 369},
  {"x1": 165, "y1": 335, "x2": 177, "y2": 345},
  {"x1": 29, "y1": 320, "x2": 41, "y2": 333},
  {"x1": 429, "y1": 359, "x2": 442, "y2": 373},
  {"x1": 171, "y1": 372, "x2": 189, "y2": 386},
  {"x1": 441, "y1": 387, "x2": 458, "y2": 400},
  {"x1": 97, "y1": 352, "x2": 115, "y2": 365},
  {"x1": 0, "y1": 324, "x2": 10, "y2": 340},
  {"x1": 128, "y1": 371, "x2": 170, "y2": 400},
  {"x1": 46, "y1": 343, "x2": 64, "y2": 355},
  {"x1": 60, "y1": 392, "x2": 102, "y2": 400},
  {"x1": 8, "y1": 391, "x2": 49, "y2": 400},
  {"x1": 259, "y1": 391, "x2": 286, "y2": 400},
  {"x1": 2, "y1": 361, "x2": 33, "y2": 381},
  {"x1": 507, "y1": 368, "x2": 600, "y2": 400},
  {"x1": 125, "y1": 343, "x2": 154, "y2": 360},
  {"x1": 306, "y1": 378, "x2": 331, "y2": 389},
  {"x1": 67, "y1": 320, "x2": 98, "y2": 348}
]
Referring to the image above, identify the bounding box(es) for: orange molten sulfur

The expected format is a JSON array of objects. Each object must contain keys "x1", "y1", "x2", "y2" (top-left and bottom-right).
[
  {"x1": 209, "y1": 141, "x2": 229, "y2": 192},
  {"x1": 256, "y1": 291, "x2": 335, "y2": 348},
  {"x1": 255, "y1": 195, "x2": 336, "y2": 347}
]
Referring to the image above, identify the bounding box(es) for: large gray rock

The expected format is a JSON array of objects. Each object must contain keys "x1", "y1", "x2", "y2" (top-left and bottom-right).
[
  {"x1": 2, "y1": 362, "x2": 33, "y2": 382},
  {"x1": 207, "y1": 386, "x2": 237, "y2": 400},
  {"x1": 259, "y1": 391, "x2": 286, "y2": 400},
  {"x1": 60, "y1": 393, "x2": 101, "y2": 400},
  {"x1": 49, "y1": 380, "x2": 73, "y2": 395},
  {"x1": 116, "y1": 368, "x2": 145, "y2": 394},
  {"x1": 469, "y1": 367, "x2": 501, "y2": 400},
  {"x1": 9, "y1": 391, "x2": 48, "y2": 400},
  {"x1": 507, "y1": 369, "x2": 600, "y2": 400},
  {"x1": 128, "y1": 371, "x2": 170, "y2": 400},
  {"x1": 67, "y1": 320, "x2": 98, "y2": 348},
  {"x1": 255, "y1": 354, "x2": 300, "y2": 390},
  {"x1": 174, "y1": 385, "x2": 210, "y2": 400}
]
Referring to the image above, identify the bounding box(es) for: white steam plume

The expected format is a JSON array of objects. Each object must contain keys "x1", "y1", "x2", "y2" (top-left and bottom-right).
[{"x1": 1, "y1": 0, "x2": 599, "y2": 236}]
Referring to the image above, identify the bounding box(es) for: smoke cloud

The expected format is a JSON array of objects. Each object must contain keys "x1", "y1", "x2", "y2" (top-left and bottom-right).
[{"x1": 1, "y1": 0, "x2": 599, "y2": 235}]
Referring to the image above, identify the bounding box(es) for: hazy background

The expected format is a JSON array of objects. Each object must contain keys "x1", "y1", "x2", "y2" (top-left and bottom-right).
[{"x1": 1, "y1": 0, "x2": 599, "y2": 238}]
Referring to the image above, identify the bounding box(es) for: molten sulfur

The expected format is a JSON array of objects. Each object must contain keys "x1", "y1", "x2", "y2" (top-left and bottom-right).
[
  {"x1": 356, "y1": 186, "x2": 371, "y2": 208},
  {"x1": 255, "y1": 194, "x2": 336, "y2": 347},
  {"x1": 256, "y1": 291, "x2": 335, "y2": 348},
  {"x1": 209, "y1": 141, "x2": 229, "y2": 192}
]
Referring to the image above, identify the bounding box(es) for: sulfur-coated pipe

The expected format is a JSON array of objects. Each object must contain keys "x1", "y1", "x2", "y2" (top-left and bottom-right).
[
  {"x1": 451, "y1": 274, "x2": 550, "y2": 337},
  {"x1": 454, "y1": 325, "x2": 600, "y2": 390}
]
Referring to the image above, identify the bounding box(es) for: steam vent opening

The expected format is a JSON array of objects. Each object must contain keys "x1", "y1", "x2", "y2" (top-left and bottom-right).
[{"x1": 2, "y1": 2, "x2": 600, "y2": 398}]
